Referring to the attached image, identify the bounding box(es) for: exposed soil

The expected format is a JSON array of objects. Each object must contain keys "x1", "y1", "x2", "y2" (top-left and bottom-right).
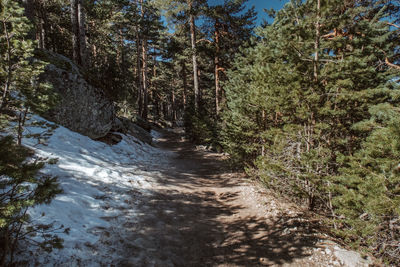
[{"x1": 119, "y1": 128, "x2": 346, "y2": 267}]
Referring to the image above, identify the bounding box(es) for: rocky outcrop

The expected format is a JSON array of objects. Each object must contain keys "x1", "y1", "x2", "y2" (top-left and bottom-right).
[{"x1": 38, "y1": 50, "x2": 114, "y2": 139}]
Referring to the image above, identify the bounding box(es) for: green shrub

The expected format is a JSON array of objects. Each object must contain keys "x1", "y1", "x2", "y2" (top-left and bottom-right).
[
  {"x1": 0, "y1": 136, "x2": 62, "y2": 265},
  {"x1": 184, "y1": 107, "x2": 218, "y2": 146}
]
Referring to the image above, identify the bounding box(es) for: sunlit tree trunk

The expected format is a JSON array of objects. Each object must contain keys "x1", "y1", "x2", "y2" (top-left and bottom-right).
[{"x1": 188, "y1": 0, "x2": 200, "y2": 112}]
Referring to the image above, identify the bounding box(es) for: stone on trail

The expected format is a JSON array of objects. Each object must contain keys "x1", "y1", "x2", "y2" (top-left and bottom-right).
[{"x1": 333, "y1": 246, "x2": 372, "y2": 267}]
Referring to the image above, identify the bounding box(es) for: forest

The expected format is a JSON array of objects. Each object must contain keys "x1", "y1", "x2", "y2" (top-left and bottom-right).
[{"x1": 1, "y1": 0, "x2": 400, "y2": 266}]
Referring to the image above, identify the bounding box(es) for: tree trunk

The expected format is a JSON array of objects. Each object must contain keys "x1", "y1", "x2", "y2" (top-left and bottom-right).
[
  {"x1": 135, "y1": 0, "x2": 146, "y2": 118},
  {"x1": 43, "y1": 13, "x2": 52, "y2": 51},
  {"x1": 50, "y1": 25, "x2": 57, "y2": 52},
  {"x1": 71, "y1": 0, "x2": 80, "y2": 64},
  {"x1": 172, "y1": 89, "x2": 176, "y2": 122},
  {"x1": 39, "y1": 16, "x2": 45, "y2": 49},
  {"x1": 138, "y1": 0, "x2": 149, "y2": 121},
  {"x1": 22, "y1": 0, "x2": 35, "y2": 22},
  {"x1": 306, "y1": 0, "x2": 320, "y2": 212},
  {"x1": 71, "y1": 0, "x2": 86, "y2": 66},
  {"x1": 119, "y1": 29, "x2": 125, "y2": 73},
  {"x1": 214, "y1": 21, "x2": 221, "y2": 115},
  {"x1": 154, "y1": 93, "x2": 160, "y2": 119},
  {"x1": 78, "y1": 0, "x2": 87, "y2": 68},
  {"x1": 181, "y1": 61, "x2": 187, "y2": 110},
  {"x1": 0, "y1": 229, "x2": 9, "y2": 266},
  {"x1": 314, "y1": 0, "x2": 321, "y2": 83},
  {"x1": 17, "y1": 107, "x2": 28, "y2": 146},
  {"x1": 22, "y1": 0, "x2": 35, "y2": 39},
  {"x1": 215, "y1": 59, "x2": 220, "y2": 115},
  {"x1": 188, "y1": 0, "x2": 200, "y2": 112},
  {"x1": 37, "y1": 4, "x2": 47, "y2": 49},
  {"x1": 135, "y1": 0, "x2": 143, "y2": 116},
  {"x1": 142, "y1": 38, "x2": 148, "y2": 120},
  {"x1": 136, "y1": 37, "x2": 143, "y2": 116},
  {"x1": 151, "y1": 53, "x2": 157, "y2": 118},
  {"x1": 0, "y1": 21, "x2": 12, "y2": 110}
]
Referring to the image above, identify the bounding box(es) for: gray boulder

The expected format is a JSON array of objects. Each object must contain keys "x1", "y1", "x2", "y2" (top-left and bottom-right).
[
  {"x1": 39, "y1": 50, "x2": 114, "y2": 139},
  {"x1": 119, "y1": 117, "x2": 152, "y2": 145},
  {"x1": 132, "y1": 115, "x2": 152, "y2": 132}
]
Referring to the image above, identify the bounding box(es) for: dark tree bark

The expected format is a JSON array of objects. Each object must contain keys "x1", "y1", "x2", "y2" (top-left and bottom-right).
[
  {"x1": 22, "y1": 0, "x2": 35, "y2": 22},
  {"x1": 22, "y1": 0, "x2": 36, "y2": 40},
  {"x1": 181, "y1": 61, "x2": 187, "y2": 110},
  {"x1": 71, "y1": 0, "x2": 79, "y2": 63},
  {"x1": 136, "y1": 35, "x2": 143, "y2": 117},
  {"x1": 142, "y1": 37, "x2": 149, "y2": 120},
  {"x1": 71, "y1": 0, "x2": 87, "y2": 66},
  {"x1": 171, "y1": 88, "x2": 176, "y2": 122},
  {"x1": 214, "y1": 20, "x2": 221, "y2": 115}
]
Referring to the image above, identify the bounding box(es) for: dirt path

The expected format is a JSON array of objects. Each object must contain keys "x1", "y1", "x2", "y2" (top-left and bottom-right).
[{"x1": 119, "y1": 129, "x2": 347, "y2": 267}]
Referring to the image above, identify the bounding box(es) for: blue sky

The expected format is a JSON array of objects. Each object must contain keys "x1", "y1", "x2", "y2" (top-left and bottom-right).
[{"x1": 208, "y1": 0, "x2": 290, "y2": 24}]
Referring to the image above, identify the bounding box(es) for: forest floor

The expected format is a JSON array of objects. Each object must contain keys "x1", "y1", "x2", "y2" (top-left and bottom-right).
[{"x1": 118, "y1": 128, "x2": 369, "y2": 267}]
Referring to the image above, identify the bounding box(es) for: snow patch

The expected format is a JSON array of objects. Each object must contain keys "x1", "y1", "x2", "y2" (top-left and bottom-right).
[
  {"x1": 17, "y1": 115, "x2": 171, "y2": 266},
  {"x1": 150, "y1": 129, "x2": 163, "y2": 141}
]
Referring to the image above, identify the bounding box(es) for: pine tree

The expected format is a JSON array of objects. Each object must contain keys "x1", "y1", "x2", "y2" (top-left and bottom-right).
[
  {"x1": 222, "y1": 0, "x2": 400, "y2": 262},
  {"x1": 1, "y1": 0, "x2": 57, "y2": 145},
  {"x1": 156, "y1": 0, "x2": 207, "y2": 113},
  {"x1": 0, "y1": 2, "x2": 62, "y2": 264},
  {"x1": 223, "y1": 0, "x2": 398, "y2": 219},
  {"x1": 0, "y1": 136, "x2": 61, "y2": 265},
  {"x1": 329, "y1": 1, "x2": 400, "y2": 260},
  {"x1": 205, "y1": 0, "x2": 256, "y2": 115},
  {"x1": 0, "y1": 0, "x2": 36, "y2": 110}
]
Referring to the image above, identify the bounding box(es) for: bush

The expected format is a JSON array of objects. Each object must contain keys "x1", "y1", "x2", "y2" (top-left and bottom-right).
[
  {"x1": 184, "y1": 107, "x2": 218, "y2": 146},
  {"x1": 332, "y1": 103, "x2": 400, "y2": 264},
  {"x1": 0, "y1": 135, "x2": 61, "y2": 265}
]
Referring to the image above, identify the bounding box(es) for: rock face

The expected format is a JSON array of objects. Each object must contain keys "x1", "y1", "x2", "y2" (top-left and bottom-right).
[{"x1": 39, "y1": 51, "x2": 114, "y2": 139}]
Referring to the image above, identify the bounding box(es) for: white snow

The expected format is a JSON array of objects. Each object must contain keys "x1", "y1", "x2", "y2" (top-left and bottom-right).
[{"x1": 16, "y1": 115, "x2": 170, "y2": 266}]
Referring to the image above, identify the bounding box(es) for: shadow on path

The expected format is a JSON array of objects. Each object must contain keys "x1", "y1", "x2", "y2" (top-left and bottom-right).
[{"x1": 120, "y1": 128, "x2": 320, "y2": 266}]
